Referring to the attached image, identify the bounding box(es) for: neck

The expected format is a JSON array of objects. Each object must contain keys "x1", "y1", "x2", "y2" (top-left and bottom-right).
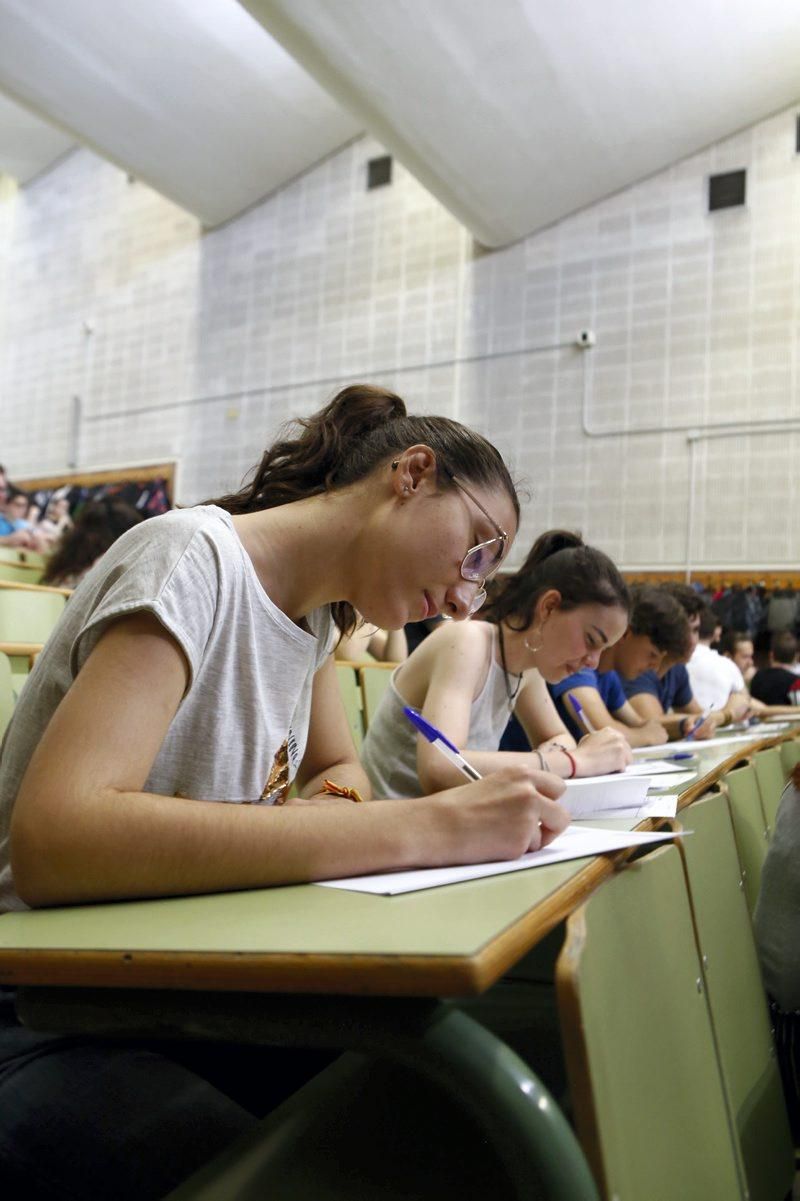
[
  {"x1": 496, "y1": 619, "x2": 537, "y2": 676},
  {"x1": 230, "y1": 487, "x2": 368, "y2": 620}
]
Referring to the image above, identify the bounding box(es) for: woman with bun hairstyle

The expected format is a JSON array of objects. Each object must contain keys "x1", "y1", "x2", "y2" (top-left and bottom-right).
[
  {"x1": 0, "y1": 385, "x2": 570, "y2": 1201},
  {"x1": 361, "y1": 530, "x2": 633, "y2": 799}
]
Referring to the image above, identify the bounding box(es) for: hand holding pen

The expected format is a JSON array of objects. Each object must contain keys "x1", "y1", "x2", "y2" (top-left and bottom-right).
[
  {"x1": 403, "y1": 707, "x2": 570, "y2": 852},
  {"x1": 683, "y1": 708, "x2": 713, "y2": 742}
]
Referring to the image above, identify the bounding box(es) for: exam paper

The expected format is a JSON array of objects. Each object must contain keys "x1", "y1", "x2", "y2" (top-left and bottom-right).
[
  {"x1": 318, "y1": 826, "x2": 682, "y2": 896},
  {"x1": 561, "y1": 774, "x2": 651, "y2": 818},
  {"x1": 646, "y1": 770, "x2": 696, "y2": 792},
  {"x1": 589, "y1": 794, "x2": 679, "y2": 820},
  {"x1": 633, "y1": 728, "x2": 786, "y2": 755},
  {"x1": 625, "y1": 760, "x2": 694, "y2": 776}
]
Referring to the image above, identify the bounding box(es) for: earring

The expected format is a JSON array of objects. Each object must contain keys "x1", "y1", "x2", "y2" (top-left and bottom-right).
[
  {"x1": 524, "y1": 627, "x2": 543, "y2": 656},
  {"x1": 403, "y1": 485, "x2": 409, "y2": 494}
]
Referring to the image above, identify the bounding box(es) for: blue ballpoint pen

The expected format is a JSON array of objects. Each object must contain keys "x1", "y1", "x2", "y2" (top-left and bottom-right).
[
  {"x1": 683, "y1": 708, "x2": 712, "y2": 742},
  {"x1": 568, "y1": 694, "x2": 596, "y2": 734},
  {"x1": 403, "y1": 707, "x2": 482, "y2": 782}
]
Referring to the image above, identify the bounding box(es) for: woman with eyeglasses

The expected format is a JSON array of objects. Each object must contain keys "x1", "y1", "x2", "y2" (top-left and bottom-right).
[
  {"x1": 362, "y1": 530, "x2": 633, "y2": 799},
  {"x1": 0, "y1": 383, "x2": 571, "y2": 1201}
]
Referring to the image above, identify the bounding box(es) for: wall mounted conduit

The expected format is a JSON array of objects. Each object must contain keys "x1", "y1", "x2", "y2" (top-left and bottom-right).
[{"x1": 579, "y1": 344, "x2": 800, "y2": 579}]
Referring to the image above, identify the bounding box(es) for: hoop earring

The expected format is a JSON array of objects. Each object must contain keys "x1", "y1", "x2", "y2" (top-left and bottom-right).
[{"x1": 525, "y1": 627, "x2": 543, "y2": 656}]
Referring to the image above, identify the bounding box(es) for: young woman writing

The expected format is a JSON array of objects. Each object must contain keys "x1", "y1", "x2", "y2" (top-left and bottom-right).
[
  {"x1": 0, "y1": 384, "x2": 569, "y2": 1201},
  {"x1": 361, "y1": 530, "x2": 633, "y2": 799}
]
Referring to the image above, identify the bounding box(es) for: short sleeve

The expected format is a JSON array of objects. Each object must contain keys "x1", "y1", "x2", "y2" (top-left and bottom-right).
[
  {"x1": 70, "y1": 519, "x2": 223, "y2": 691},
  {"x1": 622, "y1": 670, "x2": 660, "y2": 700},
  {"x1": 549, "y1": 668, "x2": 596, "y2": 700},
  {"x1": 600, "y1": 670, "x2": 628, "y2": 713},
  {"x1": 672, "y1": 664, "x2": 693, "y2": 708}
]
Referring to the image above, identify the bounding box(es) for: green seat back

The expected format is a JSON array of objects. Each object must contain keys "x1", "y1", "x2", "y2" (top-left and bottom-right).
[
  {"x1": 0, "y1": 563, "x2": 44, "y2": 585},
  {"x1": 335, "y1": 664, "x2": 364, "y2": 750},
  {"x1": 780, "y1": 738, "x2": 800, "y2": 780},
  {"x1": 0, "y1": 589, "x2": 65, "y2": 643},
  {"x1": 0, "y1": 653, "x2": 14, "y2": 737},
  {"x1": 754, "y1": 747, "x2": 789, "y2": 835},
  {"x1": 556, "y1": 844, "x2": 741, "y2": 1201},
  {"x1": 678, "y1": 790, "x2": 793, "y2": 1201},
  {"x1": 723, "y1": 763, "x2": 769, "y2": 913},
  {"x1": 358, "y1": 663, "x2": 394, "y2": 730}
]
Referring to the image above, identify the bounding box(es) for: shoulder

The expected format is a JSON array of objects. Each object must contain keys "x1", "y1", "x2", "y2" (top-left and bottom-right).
[
  {"x1": 549, "y1": 668, "x2": 597, "y2": 699},
  {"x1": 623, "y1": 670, "x2": 659, "y2": 697}
]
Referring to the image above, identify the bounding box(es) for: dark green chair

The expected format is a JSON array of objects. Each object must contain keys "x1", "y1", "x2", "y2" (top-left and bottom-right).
[
  {"x1": 556, "y1": 843, "x2": 742, "y2": 1201},
  {"x1": 779, "y1": 737, "x2": 800, "y2": 782},
  {"x1": 753, "y1": 746, "x2": 789, "y2": 837},
  {"x1": 677, "y1": 789, "x2": 793, "y2": 1201},
  {"x1": 722, "y1": 762, "x2": 769, "y2": 913}
]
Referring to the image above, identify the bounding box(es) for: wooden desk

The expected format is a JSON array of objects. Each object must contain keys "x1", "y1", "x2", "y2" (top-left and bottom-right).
[
  {"x1": 0, "y1": 729, "x2": 792, "y2": 1201},
  {"x1": 0, "y1": 732, "x2": 787, "y2": 999}
]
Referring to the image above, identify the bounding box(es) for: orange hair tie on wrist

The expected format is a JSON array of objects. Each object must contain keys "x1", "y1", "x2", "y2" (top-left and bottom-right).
[{"x1": 322, "y1": 779, "x2": 364, "y2": 803}]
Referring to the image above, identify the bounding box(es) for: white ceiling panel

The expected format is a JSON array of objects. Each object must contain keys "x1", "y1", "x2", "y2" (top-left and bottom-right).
[
  {"x1": 0, "y1": 0, "x2": 361, "y2": 225},
  {"x1": 243, "y1": 0, "x2": 800, "y2": 247},
  {"x1": 0, "y1": 91, "x2": 74, "y2": 185}
]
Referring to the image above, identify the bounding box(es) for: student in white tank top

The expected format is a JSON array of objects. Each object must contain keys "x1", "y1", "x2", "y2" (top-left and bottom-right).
[{"x1": 362, "y1": 530, "x2": 633, "y2": 798}]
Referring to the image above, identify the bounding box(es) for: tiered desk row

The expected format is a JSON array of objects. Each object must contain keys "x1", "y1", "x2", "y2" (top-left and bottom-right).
[{"x1": 0, "y1": 696, "x2": 796, "y2": 1200}]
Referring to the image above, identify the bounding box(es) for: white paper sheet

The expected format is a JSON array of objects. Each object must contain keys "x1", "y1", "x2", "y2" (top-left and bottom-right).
[
  {"x1": 317, "y1": 826, "x2": 682, "y2": 896},
  {"x1": 561, "y1": 775, "x2": 651, "y2": 818},
  {"x1": 590, "y1": 794, "x2": 679, "y2": 820},
  {"x1": 625, "y1": 760, "x2": 695, "y2": 776},
  {"x1": 632, "y1": 727, "x2": 785, "y2": 755},
  {"x1": 646, "y1": 770, "x2": 696, "y2": 792}
]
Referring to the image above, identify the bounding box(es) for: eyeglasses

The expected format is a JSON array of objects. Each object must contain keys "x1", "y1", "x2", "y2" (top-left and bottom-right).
[{"x1": 446, "y1": 475, "x2": 509, "y2": 618}]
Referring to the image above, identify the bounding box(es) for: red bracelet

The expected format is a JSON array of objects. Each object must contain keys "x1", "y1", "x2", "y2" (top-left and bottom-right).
[{"x1": 554, "y1": 743, "x2": 577, "y2": 778}]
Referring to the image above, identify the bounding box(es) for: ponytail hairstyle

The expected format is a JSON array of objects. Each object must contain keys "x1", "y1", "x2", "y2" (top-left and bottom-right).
[
  {"x1": 483, "y1": 529, "x2": 630, "y2": 632},
  {"x1": 206, "y1": 383, "x2": 519, "y2": 634}
]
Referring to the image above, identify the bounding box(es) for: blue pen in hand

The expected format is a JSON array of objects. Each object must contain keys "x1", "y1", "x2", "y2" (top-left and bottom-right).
[
  {"x1": 403, "y1": 707, "x2": 482, "y2": 782},
  {"x1": 683, "y1": 709, "x2": 711, "y2": 742},
  {"x1": 568, "y1": 694, "x2": 596, "y2": 734}
]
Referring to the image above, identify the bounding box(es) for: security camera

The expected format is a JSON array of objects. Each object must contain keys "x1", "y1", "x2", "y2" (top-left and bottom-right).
[{"x1": 576, "y1": 329, "x2": 596, "y2": 348}]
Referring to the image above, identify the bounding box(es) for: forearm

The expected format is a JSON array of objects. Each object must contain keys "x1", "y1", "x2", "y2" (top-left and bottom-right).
[
  {"x1": 10, "y1": 782, "x2": 452, "y2": 906},
  {"x1": 381, "y1": 628, "x2": 408, "y2": 662},
  {"x1": 298, "y1": 757, "x2": 373, "y2": 802}
]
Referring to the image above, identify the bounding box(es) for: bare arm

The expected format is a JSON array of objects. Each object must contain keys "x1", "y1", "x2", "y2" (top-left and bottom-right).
[
  {"x1": 292, "y1": 655, "x2": 372, "y2": 802},
  {"x1": 11, "y1": 614, "x2": 570, "y2": 907},
  {"x1": 368, "y1": 627, "x2": 408, "y2": 662},
  {"x1": 515, "y1": 678, "x2": 631, "y2": 776}
]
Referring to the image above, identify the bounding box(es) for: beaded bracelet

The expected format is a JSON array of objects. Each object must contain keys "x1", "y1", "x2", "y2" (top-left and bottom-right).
[{"x1": 533, "y1": 749, "x2": 547, "y2": 772}]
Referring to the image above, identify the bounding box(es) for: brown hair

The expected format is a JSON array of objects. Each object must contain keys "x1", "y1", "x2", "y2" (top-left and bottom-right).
[
  {"x1": 629, "y1": 585, "x2": 691, "y2": 658},
  {"x1": 206, "y1": 383, "x2": 519, "y2": 634},
  {"x1": 792, "y1": 763, "x2": 800, "y2": 790},
  {"x1": 42, "y1": 500, "x2": 144, "y2": 587},
  {"x1": 483, "y1": 529, "x2": 630, "y2": 632}
]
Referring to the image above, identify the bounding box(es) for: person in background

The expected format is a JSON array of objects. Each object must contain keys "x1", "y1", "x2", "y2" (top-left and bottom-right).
[
  {"x1": 750, "y1": 632, "x2": 800, "y2": 706},
  {"x1": 34, "y1": 494, "x2": 73, "y2": 547},
  {"x1": 361, "y1": 530, "x2": 633, "y2": 799},
  {"x1": 0, "y1": 385, "x2": 570, "y2": 1201},
  {"x1": 688, "y1": 605, "x2": 752, "y2": 717},
  {"x1": 335, "y1": 621, "x2": 408, "y2": 662},
  {"x1": 623, "y1": 584, "x2": 739, "y2": 740},
  {"x1": 41, "y1": 500, "x2": 144, "y2": 588},
  {"x1": 549, "y1": 584, "x2": 686, "y2": 747},
  {"x1": 720, "y1": 629, "x2": 756, "y2": 684},
  {"x1": 0, "y1": 489, "x2": 41, "y2": 549}
]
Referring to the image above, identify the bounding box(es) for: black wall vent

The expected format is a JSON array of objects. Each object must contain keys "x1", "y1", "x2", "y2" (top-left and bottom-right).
[
  {"x1": 367, "y1": 155, "x2": 392, "y2": 190},
  {"x1": 708, "y1": 169, "x2": 746, "y2": 212}
]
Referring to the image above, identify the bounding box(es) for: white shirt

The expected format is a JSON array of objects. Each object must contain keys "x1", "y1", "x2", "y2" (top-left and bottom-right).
[{"x1": 687, "y1": 642, "x2": 745, "y2": 712}]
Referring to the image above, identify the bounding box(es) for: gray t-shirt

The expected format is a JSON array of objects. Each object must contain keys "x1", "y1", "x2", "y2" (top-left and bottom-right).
[
  {"x1": 753, "y1": 781, "x2": 800, "y2": 1012},
  {"x1": 0, "y1": 505, "x2": 333, "y2": 912}
]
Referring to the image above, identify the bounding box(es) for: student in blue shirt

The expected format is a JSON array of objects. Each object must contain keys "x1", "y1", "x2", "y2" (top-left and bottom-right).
[
  {"x1": 549, "y1": 585, "x2": 689, "y2": 746},
  {"x1": 624, "y1": 584, "x2": 735, "y2": 740}
]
